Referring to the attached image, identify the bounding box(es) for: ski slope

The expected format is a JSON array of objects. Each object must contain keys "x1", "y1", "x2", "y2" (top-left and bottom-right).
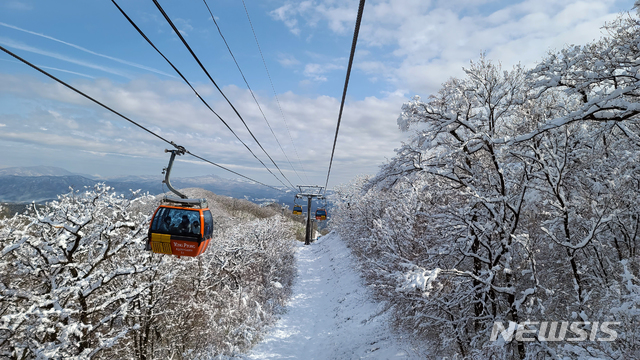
[{"x1": 244, "y1": 231, "x2": 421, "y2": 359}]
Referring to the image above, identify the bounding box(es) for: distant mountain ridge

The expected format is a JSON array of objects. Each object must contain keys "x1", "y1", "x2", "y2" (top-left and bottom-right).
[
  {"x1": 0, "y1": 166, "x2": 77, "y2": 177},
  {"x1": 0, "y1": 175, "x2": 97, "y2": 203},
  {"x1": 0, "y1": 166, "x2": 295, "y2": 206}
]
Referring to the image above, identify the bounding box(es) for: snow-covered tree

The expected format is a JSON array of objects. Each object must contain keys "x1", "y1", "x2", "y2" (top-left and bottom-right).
[
  {"x1": 109, "y1": 216, "x2": 296, "y2": 359},
  {"x1": 333, "y1": 8, "x2": 640, "y2": 359},
  {"x1": 365, "y1": 57, "x2": 537, "y2": 358},
  {"x1": 0, "y1": 185, "x2": 298, "y2": 360},
  {"x1": 0, "y1": 184, "x2": 154, "y2": 359}
]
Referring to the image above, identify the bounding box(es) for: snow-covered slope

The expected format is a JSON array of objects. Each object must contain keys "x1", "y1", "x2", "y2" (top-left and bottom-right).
[{"x1": 244, "y1": 232, "x2": 422, "y2": 359}]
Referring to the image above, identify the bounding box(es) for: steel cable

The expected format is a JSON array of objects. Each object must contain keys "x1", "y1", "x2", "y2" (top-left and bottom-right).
[
  {"x1": 202, "y1": 0, "x2": 308, "y2": 185},
  {"x1": 152, "y1": 0, "x2": 297, "y2": 190},
  {"x1": 323, "y1": 0, "x2": 366, "y2": 194},
  {"x1": 112, "y1": 0, "x2": 294, "y2": 191},
  {"x1": 239, "y1": 0, "x2": 311, "y2": 184}
]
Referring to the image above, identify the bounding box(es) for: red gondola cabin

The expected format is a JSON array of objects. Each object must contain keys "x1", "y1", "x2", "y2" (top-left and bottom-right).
[
  {"x1": 315, "y1": 208, "x2": 327, "y2": 221},
  {"x1": 148, "y1": 198, "x2": 214, "y2": 257}
]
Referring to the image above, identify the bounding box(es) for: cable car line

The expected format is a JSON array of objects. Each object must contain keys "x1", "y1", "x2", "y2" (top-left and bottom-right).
[
  {"x1": 201, "y1": 0, "x2": 308, "y2": 186},
  {"x1": 112, "y1": 0, "x2": 294, "y2": 192},
  {"x1": 0, "y1": 44, "x2": 285, "y2": 193},
  {"x1": 238, "y1": 0, "x2": 311, "y2": 184},
  {"x1": 151, "y1": 0, "x2": 297, "y2": 191},
  {"x1": 323, "y1": 0, "x2": 366, "y2": 195}
]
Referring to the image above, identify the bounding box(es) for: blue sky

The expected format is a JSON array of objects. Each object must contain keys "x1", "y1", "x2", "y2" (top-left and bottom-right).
[{"x1": 0, "y1": 0, "x2": 635, "y2": 190}]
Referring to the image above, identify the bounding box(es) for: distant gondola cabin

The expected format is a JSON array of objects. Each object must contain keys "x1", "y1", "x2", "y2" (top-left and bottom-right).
[
  {"x1": 148, "y1": 198, "x2": 214, "y2": 257},
  {"x1": 315, "y1": 208, "x2": 327, "y2": 221},
  {"x1": 292, "y1": 205, "x2": 303, "y2": 215}
]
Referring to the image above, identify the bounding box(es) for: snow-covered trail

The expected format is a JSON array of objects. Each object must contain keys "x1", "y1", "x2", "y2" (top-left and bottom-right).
[{"x1": 244, "y1": 232, "x2": 420, "y2": 359}]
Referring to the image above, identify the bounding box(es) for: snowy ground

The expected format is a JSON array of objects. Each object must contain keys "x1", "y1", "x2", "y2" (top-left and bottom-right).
[{"x1": 243, "y1": 231, "x2": 422, "y2": 359}]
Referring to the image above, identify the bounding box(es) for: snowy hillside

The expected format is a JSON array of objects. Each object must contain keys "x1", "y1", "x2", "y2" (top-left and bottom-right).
[
  {"x1": 243, "y1": 232, "x2": 423, "y2": 359},
  {"x1": 0, "y1": 185, "x2": 299, "y2": 359},
  {"x1": 0, "y1": 183, "x2": 428, "y2": 359}
]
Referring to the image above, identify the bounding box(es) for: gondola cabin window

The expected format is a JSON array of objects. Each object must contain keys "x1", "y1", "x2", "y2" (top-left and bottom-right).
[
  {"x1": 203, "y1": 209, "x2": 213, "y2": 239},
  {"x1": 151, "y1": 207, "x2": 201, "y2": 238}
]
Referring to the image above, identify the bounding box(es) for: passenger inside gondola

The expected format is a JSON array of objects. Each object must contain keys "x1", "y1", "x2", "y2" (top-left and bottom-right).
[
  {"x1": 178, "y1": 215, "x2": 191, "y2": 234},
  {"x1": 160, "y1": 216, "x2": 173, "y2": 232},
  {"x1": 151, "y1": 208, "x2": 201, "y2": 237},
  {"x1": 192, "y1": 221, "x2": 200, "y2": 235}
]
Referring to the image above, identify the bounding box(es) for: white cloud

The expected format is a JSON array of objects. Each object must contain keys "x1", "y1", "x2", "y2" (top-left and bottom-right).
[
  {"x1": 0, "y1": 73, "x2": 406, "y2": 186},
  {"x1": 0, "y1": 37, "x2": 134, "y2": 79},
  {"x1": 47, "y1": 110, "x2": 79, "y2": 129},
  {"x1": 0, "y1": 22, "x2": 175, "y2": 77},
  {"x1": 270, "y1": 3, "x2": 302, "y2": 35},
  {"x1": 367, "y1": 0, "x2": 631, "y2": 95},
  {"x1": 174, "y1": 18, "x2": 194, "y2": 36},
  {"x1": 277, "y1": 53, "x2": 301, "y2": 67},
  {"x1": 2, "y1": 0, "x2": 635, "y2": 185},
  {"x1": 4, "y1": 1, "x2": 32, "y2": 11},
  {"x1": 303, "y1": 62, "x2": 344, "y2": 82},
  {"x1": 271, "y1": 0, "x2": 634, "y2": 96}
]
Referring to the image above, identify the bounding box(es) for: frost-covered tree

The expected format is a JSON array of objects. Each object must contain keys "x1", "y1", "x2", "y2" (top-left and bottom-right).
[
  {"x1": 0, "y1": 185, "x2": 153, "y2": 360},
  {"x1": 515, "y1": 11, "x2": 640, "y2": 358},
  {"x1": 367, "y1": 57, "x2": 536, "y2": 358},
  {"x1": 106, "y1": 216, "x2": 296, "y2": 359},
  {"x1": 0, "y1": 185, "x2": 298, "y2": 360},
  {"x1": 333, "y1": 7, "x2": 640, "y2": 360}
]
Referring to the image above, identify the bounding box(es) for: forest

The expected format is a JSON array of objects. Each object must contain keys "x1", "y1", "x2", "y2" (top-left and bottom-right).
[
  {"x1": 0, "y1": 186, "x2": 298, "y2": 359},
  {"x1": 330, "y1": 9, "x2": 640, "y2": 360}
]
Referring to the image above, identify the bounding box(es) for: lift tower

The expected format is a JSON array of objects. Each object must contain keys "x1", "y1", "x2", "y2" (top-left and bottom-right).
[{"x1": 296, "y1": 185, "x2": 324, "y2": 245}]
